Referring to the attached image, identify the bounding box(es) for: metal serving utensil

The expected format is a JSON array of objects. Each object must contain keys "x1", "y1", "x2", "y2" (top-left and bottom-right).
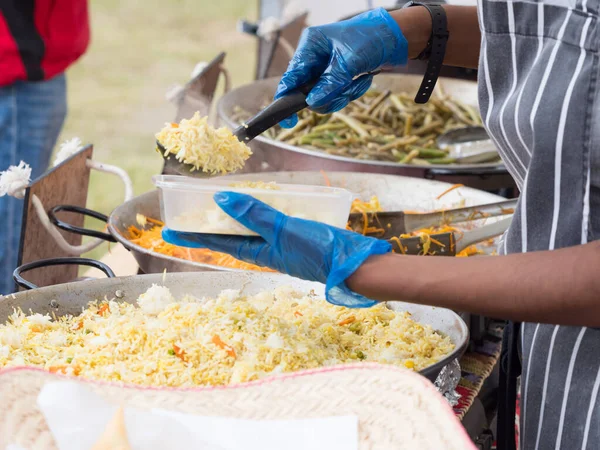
[
  {"x1": 348, "y1": 198, "x2": 516, "y2": 240},
  {"x1": 388, "y1": 216, "x2": 512, "y2": 256},
  {"x1": 437, "y1": 126, "x2": 499, "y2": 164},
  {"x1": 157, "y1": 72, "x2": 380, "y2": 177}
]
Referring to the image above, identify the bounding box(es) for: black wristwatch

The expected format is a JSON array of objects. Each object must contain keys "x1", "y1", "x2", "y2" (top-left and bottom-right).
[{"x1": 402, "y1": 2, "x2": 449, "y2": 103}]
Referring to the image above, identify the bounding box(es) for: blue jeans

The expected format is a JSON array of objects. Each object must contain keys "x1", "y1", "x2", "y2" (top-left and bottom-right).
[{"x1": 0, "y1": 74, "x2": 67, "y2": 294}]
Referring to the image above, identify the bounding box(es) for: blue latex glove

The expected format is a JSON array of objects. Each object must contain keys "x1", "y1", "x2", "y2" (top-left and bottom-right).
[
  {"x1": 276, "y1": 7, "x2": 408, "y2": 128},
  {"x1": 162, "y1": 192, "x2": 392, "y2": 308}
]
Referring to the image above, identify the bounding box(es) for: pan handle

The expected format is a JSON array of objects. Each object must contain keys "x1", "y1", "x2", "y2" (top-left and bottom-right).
[
  {"x1": 48, "y1": 205, "x2": 117, "y2": 243},
  {"x1": 424, "y1": 166, "x2": 509, "y2": 178},
  {"x1": 13, "y1": 257, "x2": 116, "y2": 290}
]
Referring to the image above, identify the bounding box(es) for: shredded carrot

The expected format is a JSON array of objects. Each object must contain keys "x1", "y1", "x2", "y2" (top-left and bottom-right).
[
  {"x1": 212, "y1": 334, "x2": 236, "y2": 358},
  {"x1": 450, "y1": 228, "x2": 464, "y2": 242},
  {"x1": 128, "y1": 222, "x2": 275, "y2": 272},
  {"x1": 350, "y1": 198, "x2": 386, "y2": 236},
  {"x1": 49, "y1": 365, "x2": 81, "y2": 376},
  {"x1": 74, "y1": 320, "x2": 83, "y2": 331},
  {"x1": 389, "y1": 237, "x2": 407, "y2": 254},
  {"x1": 351, "y1": 197, "x2": 382, "y2": 213},
  {"x1": 467, "y1": 210, "x2": 491, "y2": 221},
  {"x1": 436, "y1": 184, "x2": 464, "y2": 200},
  {"x1": 320, "y1": 170, "x2": 332, "y2": 187},
  {"x1": 456, "y1": 245, "x2": 483, "y2": 257},
  {"x1": 364, "y1": 226, "x2": 385, "y2": 235},
  {"x1": 170, "y1": 123, "x2": 179, "y2": 128},
  {"x1": 429, "y1": 237, "x2": 445, "y2": 247},
  {"x1": 338, "y1": 316, "x2": 356, "y2": 326},
  {"x1": 48, "y1": 366, "x2": 64, "y2": 374},
  {"x1": 294, "y1": 311, "x2": 303, "y2": 317},
  {"x1": 361, "y1": 211, "x2": 368, "y2": 235},
  {"x1": 97, "y1": 304, "x2": 110, "y2": 316},
  {"x1": 420, "y1": 234, "x2": 432, "y2": 255},
  {"x1": 172, "y1": 344, "x2": 188, "y2": 362}
]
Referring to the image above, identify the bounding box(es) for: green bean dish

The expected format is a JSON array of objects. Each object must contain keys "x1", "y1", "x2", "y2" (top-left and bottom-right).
[{"x1": 230, "y1": 88, "x2": 501, "y2": 166}]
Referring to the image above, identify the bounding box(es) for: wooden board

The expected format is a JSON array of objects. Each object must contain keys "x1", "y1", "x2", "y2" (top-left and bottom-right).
[
  {"x1": 174, "y1": 52, "x2": 226, "y2": 122},
  {"x1": 16, "y1": 146, "x2": 93, "y2": 290},
  {"x1": 256, "y1": 14, "x2": 308, "y2": 80}
]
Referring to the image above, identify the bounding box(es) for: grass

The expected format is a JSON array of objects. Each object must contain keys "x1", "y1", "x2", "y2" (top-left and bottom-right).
[{"x1": 55, "y1": 0, "x2": 258, "y2": 261}]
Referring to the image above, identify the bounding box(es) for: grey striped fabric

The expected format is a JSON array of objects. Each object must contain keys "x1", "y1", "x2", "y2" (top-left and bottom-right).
[{"x1": 477, "y1": 0, "x2": 600, "y2": 447}]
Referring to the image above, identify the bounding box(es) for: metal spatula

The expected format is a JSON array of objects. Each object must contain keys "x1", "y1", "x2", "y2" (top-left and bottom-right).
[
  {"x1": 157, "y1": 72, "x2": 379, "y2": 177},
  {"x1": 390, "y1": 217, "x2": 512, "y2": 256},
  {"x1": 348, "y1": 198, "x2": 516, "y2": 240}
]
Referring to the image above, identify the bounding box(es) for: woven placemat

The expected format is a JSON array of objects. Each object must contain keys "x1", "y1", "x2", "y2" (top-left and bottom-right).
[
  {"x1": 453, "y1": 322, "x2": 504, "y2": 419},
  {"x1": 0, "y1": 363, "x2": 476, "y2": 450}
]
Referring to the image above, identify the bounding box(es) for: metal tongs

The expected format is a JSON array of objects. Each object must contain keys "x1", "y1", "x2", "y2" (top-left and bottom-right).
[
  {"x1": 437, "y1": 126, "x2": 499, "y2": 164},
  {"x1": 157, "y1": 72, "x2": 379, "y2": 176},
  {"x1": 348, "y1": 199, "x2": 516, "y2": 256},
  {"x1": 388, "y1": 217, "x2": 512, "y2": 256}
]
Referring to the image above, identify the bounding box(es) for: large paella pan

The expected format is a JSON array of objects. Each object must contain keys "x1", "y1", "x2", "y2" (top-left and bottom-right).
[{"x1": 2, "y1": 271, "x2": 469, "y2": 383}]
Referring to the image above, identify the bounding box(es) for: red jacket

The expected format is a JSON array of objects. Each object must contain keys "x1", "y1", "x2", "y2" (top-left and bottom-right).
[{"x1": 0, "y1": 0, "x2": 89, "y2": 86}]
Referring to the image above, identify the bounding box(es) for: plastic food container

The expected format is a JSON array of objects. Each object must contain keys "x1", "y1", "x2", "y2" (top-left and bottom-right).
[{"x1": 153, "y1": 175, "x2": 354, "y2": 236}]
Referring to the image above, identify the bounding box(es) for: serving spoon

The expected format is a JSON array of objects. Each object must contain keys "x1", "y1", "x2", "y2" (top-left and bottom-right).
[{"x1": 157, "y1": 72, "x2": 379, "y2": 177}]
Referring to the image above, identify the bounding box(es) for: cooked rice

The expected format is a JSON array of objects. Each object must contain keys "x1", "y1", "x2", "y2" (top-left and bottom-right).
[
  {"x1": 156, "y1": 112, "x2": 252, "y2": 175},
  {"x1": 0, "y1": 285, "x2": 454, "y2": 387}
]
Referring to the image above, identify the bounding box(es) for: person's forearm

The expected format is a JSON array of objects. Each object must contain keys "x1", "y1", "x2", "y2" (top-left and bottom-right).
[
  {"x1": 389, "y1": 6, "x2": 481, "y2": 69},
  {"x1": 347, "y1": 241, "x2": 600, "y2": 327}
]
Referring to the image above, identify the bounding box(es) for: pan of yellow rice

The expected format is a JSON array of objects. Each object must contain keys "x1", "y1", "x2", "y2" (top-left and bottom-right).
[{"x1": 0, "y1": 272, "x2": 468, "y2": 384}]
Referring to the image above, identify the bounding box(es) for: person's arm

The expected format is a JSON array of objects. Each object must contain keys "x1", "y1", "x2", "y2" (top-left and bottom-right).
[
  {"x1": 274, "y1": 6, "x2": 482, "y2": 127},
  {"x1": 389, "y1": 5, "x2": 481, "y2": 69},
  {"x1": 162, "y1": 194, "x2": 600, "y2": 328},
  {"x1": 347, "y1": 242, "x2": 600, "y2": 327}
]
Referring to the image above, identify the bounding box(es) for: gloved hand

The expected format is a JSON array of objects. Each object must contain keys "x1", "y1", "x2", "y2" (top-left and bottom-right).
[
  {"x1": 275, "y1": 7, "x2": 408, "y2": 128},
  {"x1": 162, "y1": 192, "x2": 392, "y2": 308}
]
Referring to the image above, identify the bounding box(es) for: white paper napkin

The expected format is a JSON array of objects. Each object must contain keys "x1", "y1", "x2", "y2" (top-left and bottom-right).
[{"x1": 36, "y1": 381, "x2": 358, "y2": 450}]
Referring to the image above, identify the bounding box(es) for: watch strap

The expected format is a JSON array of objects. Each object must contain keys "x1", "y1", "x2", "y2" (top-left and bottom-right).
[{"x1": 402, "y1": 2, "x2": 449, "y2": 104}]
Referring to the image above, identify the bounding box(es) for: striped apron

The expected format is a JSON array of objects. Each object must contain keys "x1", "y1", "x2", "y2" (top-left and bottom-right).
[{"x1": 477, "y1": 0, "x2": 600, "y2": 448}]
